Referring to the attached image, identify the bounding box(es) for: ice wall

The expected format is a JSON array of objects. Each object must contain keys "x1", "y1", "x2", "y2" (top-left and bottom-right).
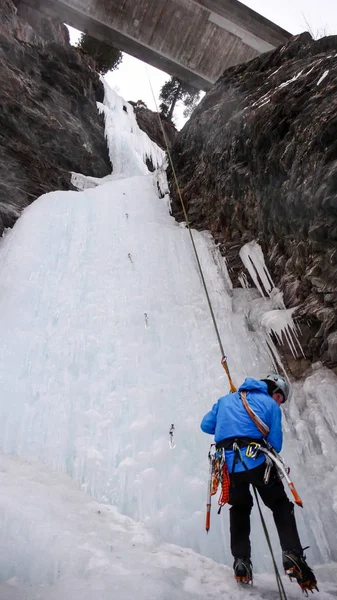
[
  {"x1": 0, "y1": 172, "x2": 274, "y2": 568},
  {"x1": 0, "y1": 83, "x2": 336, "y2": 580},
  {"x1": 97, "y1": 82, "x2": 165, "y2": 178},
  {"x1": 239, "y1": 240, "x2": 304, "y2": 359},
  {"x1": 3, "y1": 455, "x2": 336, "y2": 599}
]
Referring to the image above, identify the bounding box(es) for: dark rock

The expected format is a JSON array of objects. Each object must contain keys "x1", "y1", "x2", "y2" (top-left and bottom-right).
[
  {"x1": 0, "y1": 0, "x2": 111, "y2": 235},
  {"x1": 168, "y1": 33, "x2": 337, "y2": 373},
  {"x1": 327, "y1": 332, "x2": 337, "y2": 364},
  {"x1": 15, "y1": 1, "x2": 70, "y2": 46},
  {"x1": 129, "y1": 102, "x2": 178, "y2": 151}
]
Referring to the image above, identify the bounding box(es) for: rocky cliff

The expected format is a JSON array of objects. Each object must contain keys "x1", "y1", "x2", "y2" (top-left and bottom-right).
[
  {"x1": 168, "y1": 33, "x2": 337, "y2": 373},
  {"x1": 0, "y1": 1, "x2": 177, "y2": 234},
  {"x1": 130, "y1": 102, "x2": 178, "y2": 151},
  {"x1": 1, "y1": 4, "x2": 336, "y2": 374},
  {"x1": 0, "y1": 0, "x2": 111, "y2": 234}
]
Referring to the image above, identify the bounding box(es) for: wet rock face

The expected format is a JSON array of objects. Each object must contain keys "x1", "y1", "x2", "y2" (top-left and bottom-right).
[
  {"x1": 168, "y1": 33, "x2": 337, "y2": 373},
  {"x1": 130, "y1": 103, "x2": 178, "y2": 151},
  {"x1": 0, "y1": 0, "x2": 111, "y2": 233}
]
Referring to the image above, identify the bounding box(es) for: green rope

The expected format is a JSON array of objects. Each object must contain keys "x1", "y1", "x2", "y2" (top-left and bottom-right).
[
  {"x1": 145, "y1": 72, "x2": 287, "y2": 600},
  {"x1": 145, "y1": 68, "x2": 236, "y2": 391}
]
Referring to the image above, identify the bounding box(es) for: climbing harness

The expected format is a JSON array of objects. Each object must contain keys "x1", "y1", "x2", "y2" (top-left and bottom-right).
[
  {"x1": 169, "y1": 424, "x2": 176, "y2": 449},
  {"x1": 241, "y1": 391, "x2": 303, "y2": 507},
  {"x1": 205, "y1": 444, "x2": 230, "y2": 532},
  {"x1": 246, "y1": 441, "x2": 274, "y2": 483},
  {"x1": 250, "y1": 444, "x2": 303, "y2": 507},
  {"x1": 145, "y1": 67, "x2": 236, "y2": 392}
]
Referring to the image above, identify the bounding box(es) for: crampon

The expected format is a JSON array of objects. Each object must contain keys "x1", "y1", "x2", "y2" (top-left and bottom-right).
[
  {"x1": 233, "y1": 558, "x2": 253, "y2": 585},
  {"x1": 283, "y1": 550, "x2": 318, "y2": 595}
]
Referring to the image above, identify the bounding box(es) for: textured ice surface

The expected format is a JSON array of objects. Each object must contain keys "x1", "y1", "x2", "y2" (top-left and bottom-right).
[
  {"x1": 283, "y1": 367, "x2": 337, "y2": 565},
  {"x1": 97, "y1": 81, "x2": 165, "y2": 177},
  {"x1": 0, "y1": 81, "x2": 336, "y2": 598},
  {"x1": 0, "y1": 174, "x2": 274, "y2": 568},
  {"x1": 2, "y1": 454, "x2": 336, "y2": 600},
  {"x1": 239, "y1": 241, "x2": 304, "y2": 358},
  {"x1": 239, "y1": 241, "x2": 274, "y2": 297}
]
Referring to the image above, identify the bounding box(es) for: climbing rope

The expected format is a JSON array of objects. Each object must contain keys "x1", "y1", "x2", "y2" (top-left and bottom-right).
[
  {"x1": 145, "y1": 69, "x2": 290, "y2": 600},
  {"x1": 145, "y1": 67, "x2": 236, "y2": 392},
  {"x1": 253, "y1": 487, "x2": 289, "y2": 600}
]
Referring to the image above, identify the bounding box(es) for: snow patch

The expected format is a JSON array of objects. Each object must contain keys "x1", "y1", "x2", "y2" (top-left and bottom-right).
[
  {"x1": 278, "y1": 70, "x2": 304, "y2": 89},
  {"x1": 267, "y1": 66, "x2": 282, "y2": 78},
  {"x1": 252, "y1": 90, "x2": 272, "y2": 108},
  {"x1": 317, "y1": 70, "x2": 329, "y2": 85},
  {"x1": 4, "y1": 454, "x2": 323, "y2": 600}
]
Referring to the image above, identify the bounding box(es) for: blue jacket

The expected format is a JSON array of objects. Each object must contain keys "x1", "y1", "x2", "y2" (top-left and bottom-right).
[{"x1": 200, "y1": 378, "x2": 282, "y2": 472}]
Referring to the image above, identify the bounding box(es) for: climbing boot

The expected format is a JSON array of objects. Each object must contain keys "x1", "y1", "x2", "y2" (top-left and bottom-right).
[
  {"x1": 233, "y1": 557, "x2": 253, "y2": 584},
  {"x1": 283, "y1": 550, "x2": 318, "y2": 594}
]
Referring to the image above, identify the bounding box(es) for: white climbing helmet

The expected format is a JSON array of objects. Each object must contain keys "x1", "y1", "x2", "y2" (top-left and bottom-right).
[{"x1": 261, "y1": 373, "x2": 291, "y2": 403}]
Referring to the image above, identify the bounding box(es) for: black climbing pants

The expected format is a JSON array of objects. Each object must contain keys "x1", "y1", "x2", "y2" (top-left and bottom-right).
[{"x1": 229, "y1": 462, "x2": 302, "y2": 558}]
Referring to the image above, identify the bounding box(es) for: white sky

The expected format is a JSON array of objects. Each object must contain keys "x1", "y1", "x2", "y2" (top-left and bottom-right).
[
  {"x1": 67, "y1": 0, "x2": 337, "y2": 128},
  {"x1": 241, "y1": 0, "x2": 337, "y2": 37}
]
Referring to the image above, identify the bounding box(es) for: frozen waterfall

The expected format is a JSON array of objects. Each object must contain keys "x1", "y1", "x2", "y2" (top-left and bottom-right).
[{"x1": 0, "y1": 82, "x2": 336, "y2": 599}]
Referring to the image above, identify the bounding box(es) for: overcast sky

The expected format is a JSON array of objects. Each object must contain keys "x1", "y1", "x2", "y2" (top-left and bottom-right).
[
  {"x1": 241, "y1": 0, "x2": 337, "y2": 37},
  {"x1": 67, "y1": 0, "x2": 337, "y2": 128}
]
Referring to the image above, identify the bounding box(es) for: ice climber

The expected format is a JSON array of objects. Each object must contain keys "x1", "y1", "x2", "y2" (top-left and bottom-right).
[{"x1": 200, "y1": 373, "x2": 318, "y2": 592}]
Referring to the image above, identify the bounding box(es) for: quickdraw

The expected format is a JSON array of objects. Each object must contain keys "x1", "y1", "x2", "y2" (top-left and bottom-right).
[
  {"x1": 205, "y1": 444, "x2": 230, "y2": 532},
  {"x1": 245, "y1": 442, "x2": 303, "y2": 507},
  {"x1": 169, "y1": 424, "x2": 176, "y2": 449}
]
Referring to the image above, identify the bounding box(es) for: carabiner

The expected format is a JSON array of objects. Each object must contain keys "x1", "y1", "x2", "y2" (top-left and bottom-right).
[{"x1": 246, "y1": 442, "x2": 261, "y2": 459}]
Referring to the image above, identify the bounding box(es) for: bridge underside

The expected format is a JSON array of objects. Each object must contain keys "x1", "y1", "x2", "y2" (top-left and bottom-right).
[{"x1": 18, "y1": 0, "x2": 291, "y2": 90}]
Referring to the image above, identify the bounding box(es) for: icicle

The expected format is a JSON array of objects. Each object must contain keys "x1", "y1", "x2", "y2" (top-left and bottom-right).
[
  {"x1": 239, "y1": 241, "x2": 305, "y2": 358},
  {"x1": 238, "y1": 272, "x2": 250, "y2": 289},
  {"x1": 239, "y1": 241, "x2": 274, "y2": 298},
  {"x1": 97, "y1": 82, "x2": 165, "y2": 178},
  {"x1": 261, "y1": 309, "x2": 305, "y2": 358}
]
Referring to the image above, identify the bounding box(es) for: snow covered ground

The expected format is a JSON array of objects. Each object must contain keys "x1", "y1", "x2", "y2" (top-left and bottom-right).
[
  {"x1": 0, "y1": 454, "x2": 336, "y2": 600},
  {"x1": 0, "y1": 82, "x2": 336, "y2": 597}
]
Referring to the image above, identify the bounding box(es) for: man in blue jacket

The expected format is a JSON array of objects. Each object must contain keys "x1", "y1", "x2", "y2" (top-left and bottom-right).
[{"x1": 200, "y1": 373, "x2": 317, "y2": 592}]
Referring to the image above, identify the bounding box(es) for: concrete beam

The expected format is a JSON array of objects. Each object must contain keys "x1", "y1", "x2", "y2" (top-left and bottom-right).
[{"x1": 19, "y1": 0, "x2": 291, "y2": 90}]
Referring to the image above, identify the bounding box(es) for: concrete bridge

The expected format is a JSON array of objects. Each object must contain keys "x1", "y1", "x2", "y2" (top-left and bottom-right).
[{"x1": 18, "y1": 0, "x2": 291, "y2": 90}]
